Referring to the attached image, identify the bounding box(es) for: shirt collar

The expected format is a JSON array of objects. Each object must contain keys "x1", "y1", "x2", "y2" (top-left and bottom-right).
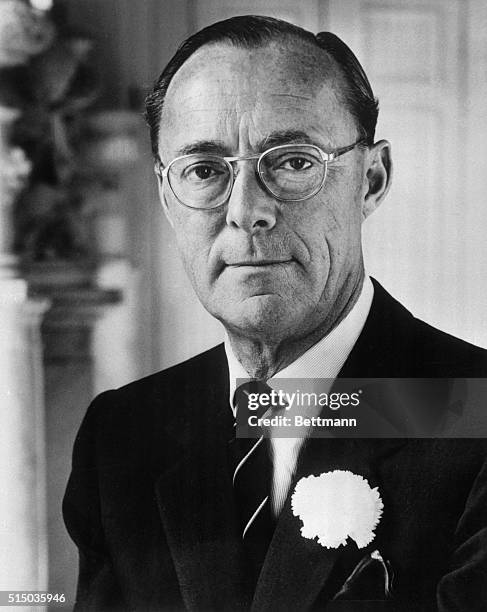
[{"x1": 225, "y1": 275, "x2": 374, "y2": 413}]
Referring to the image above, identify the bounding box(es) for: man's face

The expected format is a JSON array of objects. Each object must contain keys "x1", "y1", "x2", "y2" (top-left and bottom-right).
[{"x1": 157, "y1": 40, "x2": 371, "y2": 343}]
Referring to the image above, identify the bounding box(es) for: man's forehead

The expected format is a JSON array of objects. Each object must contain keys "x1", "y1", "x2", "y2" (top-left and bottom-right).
[
  {"x1": 158, "y1": 39, "x2": 353, "y2": 156},
  {"x1": 173, "y1": 37, "x2": 342, "y2": 87},
  {"x1": 164, "y1": 39, "x2": 344, "y2": 106}
]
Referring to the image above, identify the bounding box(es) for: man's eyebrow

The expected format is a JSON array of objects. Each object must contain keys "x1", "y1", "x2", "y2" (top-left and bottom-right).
[
  {"x1": 174, "y1": 132, "x2": 327, "y2": 157},
  {"x1": 176, "y1": 140, "x2": 228, "y2": 156},
  {"x1": 259, "y1": 130, "x2": 324, "y2": 151}
]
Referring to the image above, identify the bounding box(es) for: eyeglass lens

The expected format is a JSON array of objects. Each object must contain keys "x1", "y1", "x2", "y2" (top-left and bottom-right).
[{"x1": 167, "y1": 145, "x2": 326, "y2": 208}]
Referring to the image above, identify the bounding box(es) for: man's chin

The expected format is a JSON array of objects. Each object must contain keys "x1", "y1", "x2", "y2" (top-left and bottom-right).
[{"x1": 211, "y1": 294, "x2": 304, "y2": 340}]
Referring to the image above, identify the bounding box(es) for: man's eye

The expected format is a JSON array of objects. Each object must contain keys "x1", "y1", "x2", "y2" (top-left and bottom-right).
[
  {"x1": 280, "y1": 157, "x2": 313, "y2": 171},
  {"x1": 186, "y1": 164, "x2": 219, "y2": 181},
  {"x1": 180, "y1": 159, "x2": 227, "y2": 183}
]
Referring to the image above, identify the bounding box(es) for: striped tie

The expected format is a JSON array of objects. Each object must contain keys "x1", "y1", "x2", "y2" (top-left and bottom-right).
[{"x1": 232, "y1": 381, "x2": 275, "y2": 580}]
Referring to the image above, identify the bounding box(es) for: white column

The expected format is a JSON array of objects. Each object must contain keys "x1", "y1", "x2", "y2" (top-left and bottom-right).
[
  {"x1": 93, "y1": 258, "x2": 141, "y2": 391},
  {"x1": 0, "y1": 103, "x2": 50, "y2": 602},
  {"x1": 0, "y1": 279, "x2": 50, "y2": 592}
]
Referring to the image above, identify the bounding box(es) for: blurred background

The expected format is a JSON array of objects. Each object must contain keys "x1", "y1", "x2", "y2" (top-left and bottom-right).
[{"x1": 0, "y1": 0, "x2": 486, "y2": 609}]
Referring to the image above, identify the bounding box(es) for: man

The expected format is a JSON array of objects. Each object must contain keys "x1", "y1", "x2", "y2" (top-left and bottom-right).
[{"x1": 63, "y1": 15, "x2": 487, "y2": 611}]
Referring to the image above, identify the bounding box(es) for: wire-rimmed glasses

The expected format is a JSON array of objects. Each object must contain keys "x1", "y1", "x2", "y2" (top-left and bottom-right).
[{"x1": 155, "y1": 139, "x2": 366, "y2": 210}]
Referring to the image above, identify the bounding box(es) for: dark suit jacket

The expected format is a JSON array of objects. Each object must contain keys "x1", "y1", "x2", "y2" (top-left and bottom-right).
[{"x1": 63, "y1": 280, "x2": 487, "y2": 611}]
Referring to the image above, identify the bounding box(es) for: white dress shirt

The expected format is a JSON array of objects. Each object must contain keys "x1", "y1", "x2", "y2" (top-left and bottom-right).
[{"x1": 225, "y1": 276, "x2": 374, "y2": 516}]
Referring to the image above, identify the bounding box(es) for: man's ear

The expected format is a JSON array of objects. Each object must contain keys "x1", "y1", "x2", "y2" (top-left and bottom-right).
[
  {"x1": 155, "y1": 166, "x2": 174, "y2": 228},
  {"x1": 362, "y1": 140, "x2": 392, "y2": 221}
]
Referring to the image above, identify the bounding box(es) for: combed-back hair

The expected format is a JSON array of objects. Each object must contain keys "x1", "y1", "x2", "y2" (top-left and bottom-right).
[{"x1": 145, "y1": 15, "x2": 378, "y2": 159}]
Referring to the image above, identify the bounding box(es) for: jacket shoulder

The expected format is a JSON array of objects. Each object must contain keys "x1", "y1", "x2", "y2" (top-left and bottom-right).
[
  {"x1": 71, "y1": 343, "x2": 228, "y2": 469},
  {"x1": 365, "y1": 279, "x2": 487, "y2": 376},
  {"x1": 84, "y1": 343, "x2": 227, "y2": 426},
  {"x1": 114, "y1": 342, "x2": 226, "y2": 396},
  {"x1": 411, "y1": 316, "x2": 487, "y2": 374}
]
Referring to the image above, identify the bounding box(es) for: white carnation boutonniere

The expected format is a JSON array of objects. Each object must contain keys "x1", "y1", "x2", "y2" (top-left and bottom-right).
[{"x1": 291, "y1": 470, "x2": 383, "y2": 549}]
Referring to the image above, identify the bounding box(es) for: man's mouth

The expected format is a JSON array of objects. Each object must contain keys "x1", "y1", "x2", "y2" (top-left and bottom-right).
[{"x1": 226, "y1": 259, "x2": 293, "y2": 267}]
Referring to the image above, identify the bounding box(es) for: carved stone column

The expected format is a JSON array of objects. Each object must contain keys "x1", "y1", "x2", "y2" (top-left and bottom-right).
[{"x1": 25, "y1": 268, "x2": 120, "y2": 603}]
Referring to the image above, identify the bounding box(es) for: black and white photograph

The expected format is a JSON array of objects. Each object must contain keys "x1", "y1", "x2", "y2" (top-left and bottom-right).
[{"x1": 1, "y1": 1, "x2": 487, "y2": 610}]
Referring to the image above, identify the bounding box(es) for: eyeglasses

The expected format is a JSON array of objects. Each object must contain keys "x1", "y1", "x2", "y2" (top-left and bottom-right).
[{"x1": 155, "y1": 139, "x2": 366, "y2": 210}]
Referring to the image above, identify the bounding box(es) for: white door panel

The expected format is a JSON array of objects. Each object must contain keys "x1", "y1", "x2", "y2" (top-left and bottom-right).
[{"x1": 328, "y1": 0, "x2": 487, "y2": 345}]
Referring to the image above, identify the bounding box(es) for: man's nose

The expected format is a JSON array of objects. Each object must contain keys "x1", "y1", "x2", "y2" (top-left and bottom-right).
[{"x1": 225, "y1": 165, "x2": 278, "y2": 233}]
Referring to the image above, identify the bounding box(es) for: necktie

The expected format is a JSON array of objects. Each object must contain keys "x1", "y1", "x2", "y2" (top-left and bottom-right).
[{"x1": 232, "y1": 381, "x2": 275, "y2": 581}]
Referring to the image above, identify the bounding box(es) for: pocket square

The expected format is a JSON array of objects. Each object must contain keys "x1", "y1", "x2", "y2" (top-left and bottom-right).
[{"x1": 332, "y1": 550, "x2": 393, "y2": 601}]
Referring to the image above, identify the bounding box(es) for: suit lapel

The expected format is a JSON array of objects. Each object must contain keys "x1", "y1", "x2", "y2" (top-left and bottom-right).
[
  {"x1": 251, "y1": 499, "x2": 342, "y2": 611},
  {"x1": 334, "y1": 279, "x2": 412, "y2": 457},
  {"x1": 253, "y1": 281, "x2": 414, "y2": 609},
  {"x1": 155, "y1": 347, "x2": 251, "y2": 611},
  {"x1": 252, "y1": 436, "x2": 411, "y2": 611},
  {"x1": 252, "y1": 438, "x2": 374, "y2": 611}
]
